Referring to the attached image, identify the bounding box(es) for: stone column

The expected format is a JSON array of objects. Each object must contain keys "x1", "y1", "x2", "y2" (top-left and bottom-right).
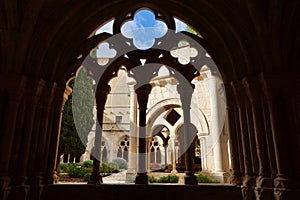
[
  {"x1": 28, "y1": 82, "x2": 56, "y2": 200},
  {"x1": 135, "y1": 84, "x2": 152, "y2": 184},
  {"x1": 126, "y1": 85, "x2": 138, "y2": 183},
  {"x1": 164, "y1": 145, "x2": 168, "y2": 167},
  {"x1": 224, "y1": 84, "x2": 242, "y2": 185},
  {"x1": 89, "y1": 85, "x2": 110, "y2": 185},
  {"x1": 206, "y1": 75, "x2": 224, "y2": 173},
  {"x1": 233, "y1": 101, "x2": 245, "y2": 178},
  {"x1": 232, "y1": 82, "x2": 255, "y2": 199},
  {"x1": 170, "y1": 133, "x2": 177, "y2": 173},
  {"x1": 0, "y1": 76, "x2": 27, "y2": 200},
  {"x1": 42, "y1": 96, "x2": 55, "y2": 176},
  {"x1": 245, "y1": 96, "x2": 259, "y2": 177},
  {"x1": 243, "y1": 78, "x2": 273, "y2": 188},
  {"x1": 199, "y1": 137, "x2": 207, "y2": 171},
  {"x1": 232, "y1": 82, "x2": 255, "y2": 189},
  {"x1": 242, "y1": 78, "x2": 275, "y2": 200},
  {"x1": 259, "y1": 75, "x2": 291, "y2": 190},
  {"x1": 44, "y1": 85, "x2": 71, "y2": 185},
  {"x1": 261, "y1": 96, "x2": 277, "y2": 179},
  {"x1": 8, "y1": 78, "x2": 45, "y2": 200},
  {"x1": 177, "y1": 83, "x2": 197, "y2": 185}
]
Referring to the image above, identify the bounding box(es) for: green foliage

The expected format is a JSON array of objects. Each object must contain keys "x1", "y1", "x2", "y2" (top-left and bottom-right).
[
  {"x1": 66, "y1": 163, "x2": 92, "y2": 178},
  {"x1": 59, "y1": 163, "x2": 68, "y2": 172},
  {"x1": 148, "y1": 176, "x2": 157, "y2": 183},
  {"x1": 58, "y1": 173, "x2": 66, "y2": 181},
  {"x1": 111, "y1": 157, "x2": 128, "y2": 169},
  {"x1": 59, "y1": 163, "x2": 92, "y2": 179},
  {"x1": 100, "y1": 163, "x2": 119, "y2": 174},
  {"x1": 83, "y1": 173, "x2": 91, "y2": 181},
  {"x1": 83, "y1": 160, "x2": 93, "y2": 168},
  {"x1": 149, "y1": 175, "x2": 179, "y2": 183},
  {"x1": 72, "y1": 67, "x2": 95, "y2": 147},
  {"x1": 58, "y1": 160, "x2": 120, "y2": 182},
  {"x1": 59, "y1": 67, "x2": 94, "y2": 160},
  {"x1": 197, "y1": 174, "x2": 219, "y2": 183}
]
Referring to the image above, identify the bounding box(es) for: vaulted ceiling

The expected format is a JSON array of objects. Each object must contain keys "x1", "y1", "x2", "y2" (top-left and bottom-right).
[{"x1": 0, "y1": 0, "x2": 299, "y2": 85}]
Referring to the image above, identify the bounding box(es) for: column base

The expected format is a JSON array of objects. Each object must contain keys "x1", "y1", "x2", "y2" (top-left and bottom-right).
[
  {"x1": 241, "y1": 185, "x2": 255, "y2": 200},
  {"x1": 274, "y1": 176, "x2": 290, "y2": 188},
  {"x1": 135, "y1": 173, "x2": 148, "y2": 184},
  {"x1": 184, "y1": 172, "x2": 197, "y2": 185},
  {"x1": 8, "y1": 185, "x2": 29, "y2": 200},
  {"x1": 231, "y1": 174, "x2": 242, "y2": 185},
  {"x1": 0, "y1": 176, "x2": 10, "y2": 200},
  {"x1": 27, "y1": 175, "x2": 44, "y2": 200},
  {"x1": 125, "y1": 170, "x2": 136, "y2": 183},
  {"x1": 88, "y1": 173, "x2": 103, "y2": 185},
  {"x1": 44, "y1": 172, "x2": 58, "y2": 184},
  {"x1": 243, "y1": 175, "x2": 256, "y2": 187},
  {"x1": 0, "y1": 187, "x2": 10, "y2": 200},
  {"x1": 274, "y1": 188, "x2": 300, "y2": 200},
  {"x1": 255, "y1": 187, "x2": 274, "y2": 200},
  {"x1": 202, "y1": 171, "x2": 230, "y2": 183},
  {"x1": 171, "y1": 170, "x2": 178, "y2": 174},
  {"x1": 27, "y1": 185, "x2": 44, "y2": 200},
  {"x1": 256, "y1": 176, "x2": 274, "y2": 188}
]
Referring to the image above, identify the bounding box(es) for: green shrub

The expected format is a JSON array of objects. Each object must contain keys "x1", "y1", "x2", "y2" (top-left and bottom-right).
[
  {"x1": 100, "y1": 163, "x2": 119, "y2": 174},
  {"x1": 83, "y1": 173, "x2": 91, "y2": 181},
  {"x1": 83, "y1": 160, "x2": 93, "y2": 168},
  {"x1": 197, "y1": 174, "x2": 219, "y2": 183},
  {"x1": 59, "y1": 162, "x2": 91, "y2": 178},
  {"x1": 158, "y1": 176, "x2": 168, "y2": 183},
  {"x1": 108, "y1": 162, "x2": 120, "y2": 172},
  {"x1": 112, "y1": 157, "x2": 128, "y2": 169},
  {"x1": 58, "y1": 161, "x2": 119, "y2": 181},
  {"x1": 148, "y1": 176, "x2": 157, "y2": 183},
  {"x1": 58, "y1": 173, "x2": 66, "y2": 181},
  {"x1": 149, "y1": 175, "x2": 179, "y2": 183},
  {"x1": 59, "y1": 163, "x2": 68, "y2": 172},
  {"x1": 68, "y1": 165, "x2": 91, "y2": 178},
  {"x1": 168, "y1": 175, "x2": 179, "y2": 183},
  {"x1": 158, "y1": 175, "x2": 179, "y2": 183}
]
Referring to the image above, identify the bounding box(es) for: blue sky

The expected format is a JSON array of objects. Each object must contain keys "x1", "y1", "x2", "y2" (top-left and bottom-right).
[{"x1": 96, "y1": 10, "x2": 187, "y2": 49}]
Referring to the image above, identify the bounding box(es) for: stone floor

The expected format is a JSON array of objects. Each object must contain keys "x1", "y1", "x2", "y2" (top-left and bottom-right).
[
  {"x1": 43, "y1": 184, "x2": 243, "y2": 200},
  {"x1": 102, "y1": 170, "x2": 128, "y2": 184},
  {"x1": 51, "y1": 171, "x2": 244, "y2": 200},
  {"x1": 58, "y1": 170, "x2": 130, "y2": 184},
  {"x1": 58, "y1": 170, "x2": 187, "y2": 184}
]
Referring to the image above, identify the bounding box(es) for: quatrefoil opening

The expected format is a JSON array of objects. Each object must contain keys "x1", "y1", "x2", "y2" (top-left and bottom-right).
[
  {"x1": 170, "y1": 40, "x2": 198, "y2": 65},
  {"x1": 121, "y1": 10, "x2": 167, "y2": 50},
  {"x1": 94, "y1": 42, "x2": 117, "y2": 66}
]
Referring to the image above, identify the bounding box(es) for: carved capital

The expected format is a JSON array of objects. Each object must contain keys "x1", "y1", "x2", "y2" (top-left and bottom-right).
[
  {"x1": 224, "y1": 83, "x2": 235, "y2": 107},
  {"x1": 25, "y1": 78, "x2": 46, "y2": 105},
  {"x1": 177, "y1": 82, "x2": 194, "y2": 108},
  {"x1": 135, "y1": 84, "x2": 152, "y2": 110},
  {"x1": 95, "y1": 85, "x2": 111, "y2": 110},
  {"x1": 231, "y1": 82, "x2": 246, "y2": 107},
  {"x1": 52, "y1": 86, "x2": 67, "y2": 112},
  {"x1": 242, "y1": 76, "x2": 261, "y2": 104},
  {"x1": 274, "y1": 188, "x2": 287, "y2": 200},
  {"x1": 40, "y1": 82, "x2": 57, "y2": 107}
]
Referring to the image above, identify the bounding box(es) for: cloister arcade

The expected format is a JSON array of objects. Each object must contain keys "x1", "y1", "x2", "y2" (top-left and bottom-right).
[{"x1": 0, "y1": 1, "x2": 299, "y2": 200}]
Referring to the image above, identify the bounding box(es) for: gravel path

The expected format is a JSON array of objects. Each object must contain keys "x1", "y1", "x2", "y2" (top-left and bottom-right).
[{"x1": 103, "y1": 170, "x2": 127, "y2": 184}]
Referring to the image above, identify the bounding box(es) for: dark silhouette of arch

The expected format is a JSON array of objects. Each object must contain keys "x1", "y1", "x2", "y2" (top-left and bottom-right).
[{"x1": 176, "y1": 123, "x2": 198, "y2": 171}]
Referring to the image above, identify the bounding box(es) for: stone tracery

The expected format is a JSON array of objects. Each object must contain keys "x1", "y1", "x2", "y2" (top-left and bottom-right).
[{"x1": 76, "y1": 8, "x2": 227, "y2": 185}]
